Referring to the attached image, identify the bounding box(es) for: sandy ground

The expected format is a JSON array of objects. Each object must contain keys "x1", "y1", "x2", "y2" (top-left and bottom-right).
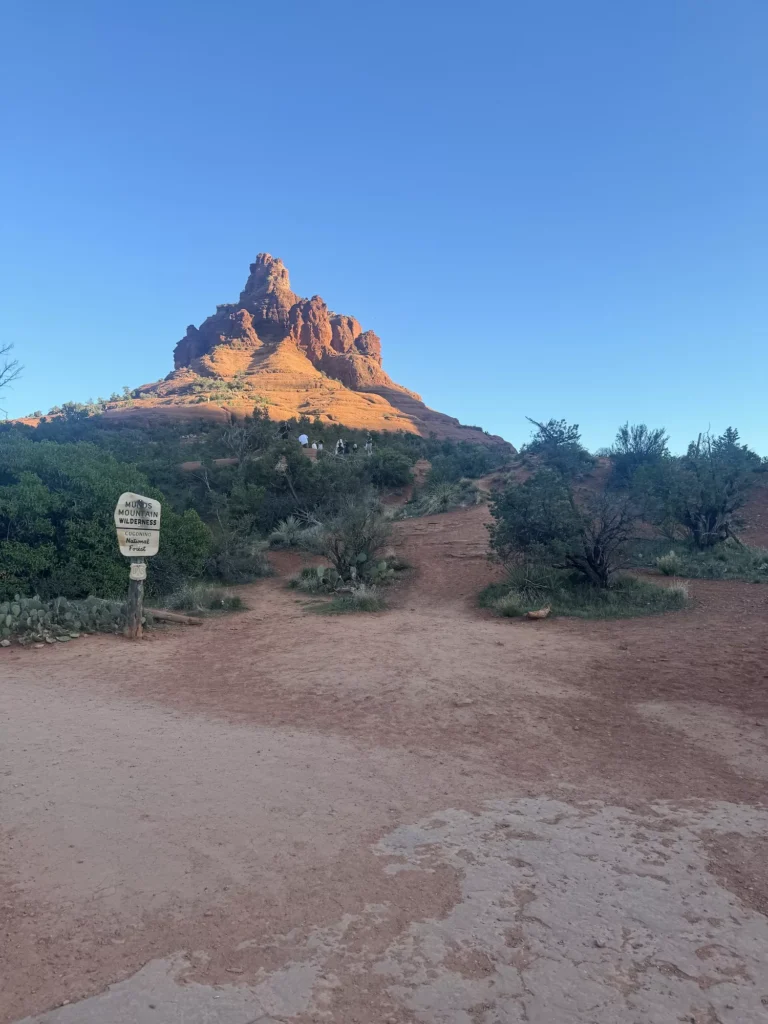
[{"x1": 2, "y1": 504, "x2": 768, "y2": 1023}]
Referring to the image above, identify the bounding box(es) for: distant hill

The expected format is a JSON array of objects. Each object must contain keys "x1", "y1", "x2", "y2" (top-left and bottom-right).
[{"x1": 101, "y1": 254, "x2": 509, "y2": 446}]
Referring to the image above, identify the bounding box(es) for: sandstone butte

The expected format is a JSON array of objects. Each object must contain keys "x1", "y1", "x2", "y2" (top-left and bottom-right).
[{"x1": 99, "y1": 254, "x2": 509, "y2": 446}]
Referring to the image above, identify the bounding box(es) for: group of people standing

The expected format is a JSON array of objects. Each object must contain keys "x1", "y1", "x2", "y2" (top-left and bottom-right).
[
  {"x1": 334, "y1": 435, "x2": 374, "y2": 456},
  {"x1": 296, "y1": 433, "x2": 374, "y2": 456}
]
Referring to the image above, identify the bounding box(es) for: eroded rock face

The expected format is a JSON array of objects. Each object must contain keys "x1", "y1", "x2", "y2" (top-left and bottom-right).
[
  {"x1": 172, "y1": 255, "x2": 392, "y2": 391},
  {"x1": 290, "y1": 296, "x2": 334, "y2": 363},
  {"x1": 238, "y1": 253, "x2": 299, "y2": 327},
  {"x1": 354, "y1": 329, "x2": 382, "y2": 363},
  {"x1": 133, "y1": 253, "x2": 510, "y2": 445},
  {"x1": 329, "y1": 314, "x2": 363, "y2": 354}
]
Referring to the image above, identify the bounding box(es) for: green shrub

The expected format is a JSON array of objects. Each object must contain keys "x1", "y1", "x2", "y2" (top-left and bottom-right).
[
  {"x1": 0, "y1": 414, "x2": 511, "y2": 602},
  {"x1": 629, "y1": 538, "x2": 768, "y2": 582},
  {"x1": 0, "y1": 593, "x2": 134, "y2": 643},
  {"x1": 656, "y1": 550, "x2": 684, "y2": 576},
  {"x1": 1, "y1": 413, "x2": 509, "y2": 576},
  {"x1": 488, "y1": 470, "x2": 639, "y2": 588},
  {"x1": 502, "y1": 560, "x2": 561, "y2": 603},
  {"x1": 610, "y1": 423, "x2": 669, "y2": 487},
  {"x1": 492, "y1": 592, "x2": 526, "y2": 617},
  {"x1": 290, "y1": 553, "x2": 405, "y2": 593},
  {"x1": 308, "y1": 583, "x2": 386, "y2": 614},
  {"x1": 367, "y1": 558, "x2": 396, "y2": 584},
  {"x1": 520, "y1": 417, "x2": 595, "y2": 480},
  {"x1": 426, "y1": 443, "x2": 502, "y2": 483},
  {"x1": 289, "y1": 565, "x2": 342, "y2": 593},
  {"x1": 488, "y1": 470, "x2": 580, "y2": 564},
  {"x1": 398, "y1": 479, "x2": 480, "y2": 518},
  {"x1": 480, "y1": 573, "x2": 688, "y2": 620},
  {"x1": 147, "y1": 508, "x2": 212, "y2": 596},
  {"x1": 164, "y1": 583, "x2": 244, "y2": 614},
  {"x1": 634, "y1": 428, "x2": 761, "y2": 549},
  {"x1": 268, "y1": 516, "x2": 303, "y2": 548},
  {"x1": 301, "y1": 496, "x2": 392, "y2": 583},
  {"x1": 204, "y1": 536, "x2": 271, "y2": 584},
  {"x1": 666, "y1": 581, "x2": 689, "y2": 602},
  {"x1": 0, "y1": 435, "x2": 211, "y2": 600},
  {"x1": 682, "y1": 542, "x2": 768, "y2": 581},
  {"x1": 365, "y1": 449, "x2": 414, "y2": 488}
]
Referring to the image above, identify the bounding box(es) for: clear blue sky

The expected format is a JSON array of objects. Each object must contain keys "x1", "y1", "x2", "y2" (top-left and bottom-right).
[{"x1": 1, "y1": 0, "x2": 766, "y2": 452}]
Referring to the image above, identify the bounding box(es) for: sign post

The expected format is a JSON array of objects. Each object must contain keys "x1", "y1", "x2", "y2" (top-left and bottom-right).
[{"x1": 114, "y1": 492, "x2": 161, "y2": 639}]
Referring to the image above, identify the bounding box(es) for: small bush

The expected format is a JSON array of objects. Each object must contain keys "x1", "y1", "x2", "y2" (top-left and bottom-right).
[
  {"x1": 205, "y1": 537, "x2": 271, "y2": 584},
  {"x1": 164, "y1": 583, "x2": 244, "y2": 614},
  {"x1": 290, "y1": 554, "x2": 405, "y2": 594},
  {"x1": 0, "y1": 593, "x2": 132, "y2": 643},
  {"x1": 610, "y1": 422, "x2": 669, "y2": 487},
  {"x1": 366, "y1": 558, "x2": 396, "y2": 584},
  {"x1": 480, "y1": 573, "x2": 688, "y2": 620},
  {"x1": 667, "y1": 581, "x2": 690, "y2": 601},
  {"x1": 309, "y1": 583, "x2": 386, "y2": 614},
  {"x1": 426, "y1": 441, "x2": 508, "y2": 483},
  {"x1": 656, "y1": 550, "x2": 684, "y2": 576},
  {"x1": 289, "y1": 565, "x2": 342, "y2": 593},
  {"x1": 493, "y1": 592, "x2": 526, "y2": 617},
  {"x1": 638, "y1": 428, "x2": 761, "y2": 549},
  {"x1": 149, "y1": 508, "x2": 212, "y2": 596},
  {"x1": 385, "y1": 553, "x2": 411, "y2": 572},
  {"x1": 268, "y1": 516, "x2": 303, "y2": 548},
  {"x1": 366, "y1": 449, "x2": 414, "y2": 488},
  {"x1": 301, "y1": 496, "x2": 392, "y2": 582},
  {"x1": 630, "y1": 538, "x2": 768, "y2": 582},
  {"x1": 686, "y1": 542, "x2": 768, "y2": 581},
  {"x1": 502, "y1": 561, "x2": 560, "y2": 603},
  {"x1": 296, "y1": 522, "x2": 323, "y2": 550},
  {"x1": 553, "y1": 576, "x2": 689, "y2": 618},
  {"x1": 398, "y1": 479, "x2": 480, "y2": 518},
  {"x1": 520, "y1": 417, "x2": 594, "y2": 479},
  {"x1": 488, "y1": 470, "x2": 638, "y2": 588}
]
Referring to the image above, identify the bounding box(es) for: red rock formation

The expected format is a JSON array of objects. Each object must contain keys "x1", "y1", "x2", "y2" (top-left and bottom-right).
[
  {"x1": 290, "y1": 296, "x2": 334, "y2": 363},
  {"x1": 128, "y1": 254, "x2": 510, "y2": 446},
  {"x1": 238, "y1": 253, "x2": 299, "y2": 327},
  {"x1": 169, "y1": 254, "x2": 415, "y2": 397}
]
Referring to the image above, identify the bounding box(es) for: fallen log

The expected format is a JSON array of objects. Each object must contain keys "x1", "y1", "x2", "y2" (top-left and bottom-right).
[{"x1": 146, "y1": 608, "x2": 204, "y2": 626}]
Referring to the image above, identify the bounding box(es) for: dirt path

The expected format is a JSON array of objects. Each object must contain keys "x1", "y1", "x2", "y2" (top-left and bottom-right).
[{"x1": 2, "y1": 506, "x2": 767, "y2": 1023}]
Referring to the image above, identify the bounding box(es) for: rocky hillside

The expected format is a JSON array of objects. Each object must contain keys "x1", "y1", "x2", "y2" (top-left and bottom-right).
[{"x1": 106, "y1": 254, "x2": 507, "y2": 444}]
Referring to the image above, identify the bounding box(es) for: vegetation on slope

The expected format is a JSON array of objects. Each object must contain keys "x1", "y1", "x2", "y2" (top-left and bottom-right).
[
  {"x1": 0, "y1": 434, "x2": 209, "y2": 601},
  {"x1": 0, "y1": 407, "x2": 505, "y2": 602},
  {"x1": 1, "y1": 398, "x2": 764, "y2": 624},
  {"x1": 483, "y1": 420, "x2": 766, "y2": 618}
]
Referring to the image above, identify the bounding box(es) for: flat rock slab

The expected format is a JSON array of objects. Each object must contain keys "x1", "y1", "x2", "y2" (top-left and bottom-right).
[
  {"x1": 18, "y1": 797, "x2": 768, "y2": 1024},
  {"x1": 16, "y1": 953, "x2": 298, "y2": 1023}
]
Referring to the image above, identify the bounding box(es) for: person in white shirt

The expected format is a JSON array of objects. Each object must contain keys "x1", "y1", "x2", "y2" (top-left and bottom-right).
[{"x1": 298, "y1": 433, "x2": 309, "y2": 447}]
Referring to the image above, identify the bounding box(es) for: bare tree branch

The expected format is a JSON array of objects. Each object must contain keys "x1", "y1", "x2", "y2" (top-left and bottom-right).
[{"x1": 0, "y1": 343, "x2": 22, "y2": 394}]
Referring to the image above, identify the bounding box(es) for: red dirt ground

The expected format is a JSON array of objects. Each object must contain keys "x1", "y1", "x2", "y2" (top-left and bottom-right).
[{"x1": 1, "y1": 503, "x2": 767, "y2": 1023}]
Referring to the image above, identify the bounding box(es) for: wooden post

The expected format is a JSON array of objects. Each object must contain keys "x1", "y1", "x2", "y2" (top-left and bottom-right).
[{"x1": 124, "y1": 558, "x2": 146, "y2": 639}]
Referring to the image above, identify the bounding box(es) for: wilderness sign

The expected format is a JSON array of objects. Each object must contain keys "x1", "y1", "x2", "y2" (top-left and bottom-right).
[{"x1": 114, "y1": 492, "x2": 161, "y2": 557}]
